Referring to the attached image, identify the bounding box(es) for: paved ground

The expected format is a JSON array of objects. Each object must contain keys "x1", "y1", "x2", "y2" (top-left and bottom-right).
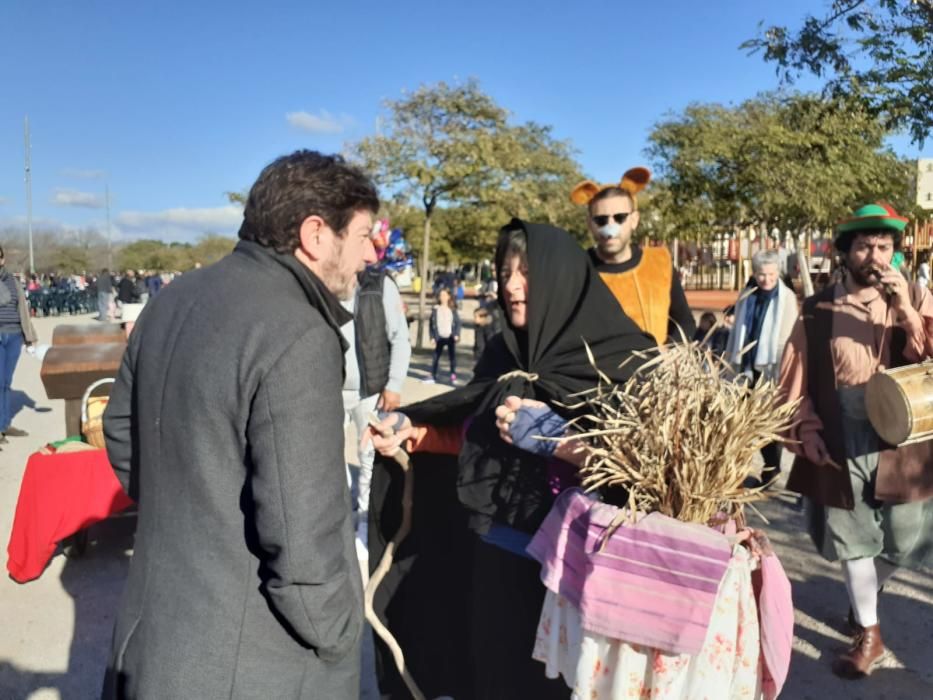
[{"x1": 1, "y1": 311, "x2": 931, "y2": 700}]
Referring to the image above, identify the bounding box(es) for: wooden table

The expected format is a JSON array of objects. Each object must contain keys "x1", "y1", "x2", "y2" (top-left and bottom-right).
[{"x1": 40, "y1": 342, "x2": 126, "y2": 437}]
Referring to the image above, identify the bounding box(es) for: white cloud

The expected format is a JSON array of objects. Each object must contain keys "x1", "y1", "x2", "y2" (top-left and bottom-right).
[
  {"x1": 0, "y1": 196, "x2": 9, "y2": 206},
  {"x1": 52, "y1": 188, "x2": 105, "y2": 208},
  {"x1": 115, "y1": 205, "x2": 243, "y2": 240},
  {"x1": 61, "y1": 168, "x2": 106, "y2": 179},
  {"x1": 1, "y1": 205, "x2": 243, "y2": 243},
  {"x1": 286, "y1": 109, "x2": 353, "y2": 134}
]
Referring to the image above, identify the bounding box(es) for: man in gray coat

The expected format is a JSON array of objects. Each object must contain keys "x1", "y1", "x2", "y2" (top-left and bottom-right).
[{"x1": 102, "y1": 150, "x2": 379, "y2": 698}]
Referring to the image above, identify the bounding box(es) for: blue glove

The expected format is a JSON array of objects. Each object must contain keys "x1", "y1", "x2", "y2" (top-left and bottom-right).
[
  {"x1": 376, "y1": 411, "x2": 408, "y2": 434},
  {"x1": 509, "y1": 404, "x2": 568, "y2": 456}
]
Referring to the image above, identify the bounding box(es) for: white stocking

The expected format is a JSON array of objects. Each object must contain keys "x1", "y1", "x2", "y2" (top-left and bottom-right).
[
  {"x1": 875, "y1": 557, "x2": 899, "y2": 588},
  {"x1": 842, "y1": 557, "x2": 879, "y2": 627}
]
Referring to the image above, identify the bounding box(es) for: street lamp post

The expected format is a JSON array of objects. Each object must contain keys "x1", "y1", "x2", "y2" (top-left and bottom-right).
[
  {"x1": 24, "y1": 116, "x2": 35, "y2": 274},
  {"x1": 106, "y1": 185, "x2": 113, "y2": 271}
]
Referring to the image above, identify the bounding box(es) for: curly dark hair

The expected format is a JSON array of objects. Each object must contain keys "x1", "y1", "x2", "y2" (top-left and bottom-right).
[
  {"x1": 238, "y1": 150, "x2": 379, "y2": 253},
  {"x1": 834, "y1": 228, "x2": 902, "y2": 254}
]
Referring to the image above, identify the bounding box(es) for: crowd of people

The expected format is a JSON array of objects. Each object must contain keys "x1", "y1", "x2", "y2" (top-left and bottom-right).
[
  {"x1": 1, "y1": 148, "x2": 923, "y2": 698},
  {"x1": 0, "y1": 269, "x2": 182, "y2": 320},
  {"x1": 93, "y1": 269, "x2": 175, "y2": 322}
]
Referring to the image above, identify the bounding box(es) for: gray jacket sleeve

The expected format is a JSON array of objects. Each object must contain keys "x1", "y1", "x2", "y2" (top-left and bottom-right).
[
  {"x1": 103, "y1": 332, "x2": 140, "y2": 499},
  {"x1": 16, "y1": 285, "x2": 38, "y2": 344},
  {"x1": 246, "y1": 324, "x2": 363, "y2": 662},
  {"x1": 381, "y1": 276, "x2": 411, "y2": 394}
]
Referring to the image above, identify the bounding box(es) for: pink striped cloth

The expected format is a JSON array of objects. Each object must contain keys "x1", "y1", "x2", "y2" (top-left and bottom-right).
[{"x1": 526, "y1": 488, "x2": 733, "y2": 655}]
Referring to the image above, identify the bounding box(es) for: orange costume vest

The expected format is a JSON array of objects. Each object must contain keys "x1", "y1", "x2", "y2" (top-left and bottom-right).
[{"x1": 597, "y1": 246, "x2": 673, "y2": 344}]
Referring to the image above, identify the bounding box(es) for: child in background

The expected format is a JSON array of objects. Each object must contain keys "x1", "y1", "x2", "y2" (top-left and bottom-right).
[
  {"x1": 426, "y1": 288, "x2": 460, "y2": 384},
  {"x1": 693, "y1": 309, "x2": 733, "y2": 358},
  {"x1": 693, "y1": 312, "x2": 717, "y2": 343}
]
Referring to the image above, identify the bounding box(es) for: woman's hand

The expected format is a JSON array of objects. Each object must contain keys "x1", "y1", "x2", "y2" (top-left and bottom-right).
[
  {"x1": 495, "y1": 396, "x2": 568, "y2": 456},
  {"x1": 734, "y1": 528, "x2": 774, "y2": 560},
  {"x1": 362, "y1": 412, "x2": 413, "y2": 458}
]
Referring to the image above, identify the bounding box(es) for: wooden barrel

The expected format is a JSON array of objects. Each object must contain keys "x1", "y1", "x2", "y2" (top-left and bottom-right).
[{"x1": 866, "y1": 361, "x2": 933, "y2": 445}]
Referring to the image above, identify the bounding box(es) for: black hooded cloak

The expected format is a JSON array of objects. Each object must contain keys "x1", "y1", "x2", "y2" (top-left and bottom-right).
[{"x1": 368, "y1": 220, "x2": 657, "y2": 698}]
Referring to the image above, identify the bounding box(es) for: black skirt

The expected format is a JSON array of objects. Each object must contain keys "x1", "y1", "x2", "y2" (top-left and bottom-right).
[
  {"x1": 369, "y1": 453, "x2": 474, "y2": 699},
  {"x1": 469, "y1": 537, "x2": 569, "y2": 700}
]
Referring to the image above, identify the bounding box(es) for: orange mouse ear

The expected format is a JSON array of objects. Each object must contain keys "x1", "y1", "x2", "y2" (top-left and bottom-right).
[
  {"x1": 570, "y1": 180, "x2": 602, "y2": 205},
  {"x1": 620, "y1": 167, "x2": 651, "y2": 195}
]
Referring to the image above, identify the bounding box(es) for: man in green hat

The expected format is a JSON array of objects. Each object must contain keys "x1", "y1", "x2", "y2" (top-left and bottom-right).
[{"x1": 779, "y1": 202, "x2": 933, "y2": 679}]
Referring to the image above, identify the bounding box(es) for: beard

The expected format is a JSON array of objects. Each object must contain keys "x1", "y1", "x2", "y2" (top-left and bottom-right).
[
  {"x1": 320, "y1": 258, "x2": 356, "y2": 300},
  {"x1": 847, "y1": 261, "x2": 881, "y2": 289},
  {"x1": 318, "y1": 243, "x2": 358, "y2": 301}
]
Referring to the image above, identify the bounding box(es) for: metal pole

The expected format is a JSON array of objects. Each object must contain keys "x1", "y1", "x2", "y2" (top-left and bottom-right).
[
  {"x1": 24, "y1": 116, "x2": 35, "y2": 274},
  {"x1": 106, "y1": 184, "x2": 113, "y2": 270},
  {"x1": 736, "y1": 229, "x2": 744, "y2": 291}
]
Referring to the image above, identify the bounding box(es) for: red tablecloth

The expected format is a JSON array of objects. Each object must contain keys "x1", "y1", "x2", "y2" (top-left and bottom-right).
[{"x1": 6, "y1": 448, "x2": 134, "y2": 583}]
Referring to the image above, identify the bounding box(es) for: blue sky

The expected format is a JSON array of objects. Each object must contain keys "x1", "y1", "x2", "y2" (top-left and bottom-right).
[{"x1": 0, "y1": 0, "x2": 923, "y2": 242}]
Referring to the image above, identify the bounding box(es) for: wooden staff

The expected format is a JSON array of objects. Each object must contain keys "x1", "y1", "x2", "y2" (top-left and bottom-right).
[{"x1": 364, "y1": 416, "x2": 425, "y2": 700}]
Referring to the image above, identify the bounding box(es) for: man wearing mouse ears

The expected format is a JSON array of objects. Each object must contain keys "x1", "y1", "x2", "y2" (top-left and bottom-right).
[
  {"x1": 570, "y1": 168, "x2": 695, "y2": 344},
  {"x1": 779, "y1": 202, "x2": 933, "y2": 680}
]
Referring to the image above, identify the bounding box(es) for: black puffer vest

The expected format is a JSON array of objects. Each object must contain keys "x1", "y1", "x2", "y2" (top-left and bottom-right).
[{"x1": 355, "y1": 267, "x2": 391, "y2": 396}]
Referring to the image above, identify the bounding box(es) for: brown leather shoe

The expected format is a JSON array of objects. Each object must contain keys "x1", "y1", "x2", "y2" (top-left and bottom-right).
[
  {"x1": 3, "y1": 426, "x2": 28, "y2": 437},
  {"x1": 832, "y1": 624, "x2": 886, "y2": 679}
]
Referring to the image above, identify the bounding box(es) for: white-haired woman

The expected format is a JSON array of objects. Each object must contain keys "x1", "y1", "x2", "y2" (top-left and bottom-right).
[{"x1": 726, "y1": 249, "x2": 798, "y2": 487}]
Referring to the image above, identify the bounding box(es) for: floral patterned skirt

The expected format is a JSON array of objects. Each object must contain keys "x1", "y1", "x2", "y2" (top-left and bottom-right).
[{"x1": 533, "y1": 545, "x2": 763, "y2": 699}]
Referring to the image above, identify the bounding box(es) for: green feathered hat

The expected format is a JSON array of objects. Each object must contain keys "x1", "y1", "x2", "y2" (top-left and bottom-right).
[{"x1": 836, "y1": 202, "x2": 909, "y2": 235}]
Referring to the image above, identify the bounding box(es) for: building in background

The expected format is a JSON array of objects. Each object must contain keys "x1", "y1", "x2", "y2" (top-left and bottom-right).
[{"x1": 918, "y1": 158, "x2": 933, "y2": 210}]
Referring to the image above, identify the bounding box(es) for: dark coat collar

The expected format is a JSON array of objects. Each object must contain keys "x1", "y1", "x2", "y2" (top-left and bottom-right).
[{"x1": 234, "y1": 240, "x2": 352, "y2": 351}]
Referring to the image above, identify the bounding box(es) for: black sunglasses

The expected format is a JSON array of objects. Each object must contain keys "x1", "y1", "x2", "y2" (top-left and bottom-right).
[{"x1": 592, "y1": 212, "x2": 631, "y2": 227}]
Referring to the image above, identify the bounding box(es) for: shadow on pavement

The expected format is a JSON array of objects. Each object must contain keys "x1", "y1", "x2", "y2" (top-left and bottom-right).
[
  {"x1": 407, "y1": 347, "x2": 477, "y2": 386},
  {"x1": 0, "y1": 515, "x2": 134, "y2": 700},
  {"x1": 9, "y1": 390, "x2": 53, "y2": 423},
  {"x1": 758, "y1": 491, "x2": 933, "y2": 700}
]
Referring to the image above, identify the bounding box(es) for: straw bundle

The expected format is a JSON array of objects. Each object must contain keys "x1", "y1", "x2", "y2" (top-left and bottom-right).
[{"x1": 567, "y1": 341, "x2": 799, "y2": 524}]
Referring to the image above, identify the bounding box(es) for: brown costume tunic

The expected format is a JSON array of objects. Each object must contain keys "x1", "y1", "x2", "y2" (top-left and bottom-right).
[
  {"x1": 779, "y1": 282, "x2": 933, "y2": 568},
  {"x1": 780, "y1": 282, "x2": 933, "y2": 508}
]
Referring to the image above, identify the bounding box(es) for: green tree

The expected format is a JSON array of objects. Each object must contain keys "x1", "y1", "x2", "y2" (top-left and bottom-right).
[
  {"x1": 646, "y1": 92, "x2": 912, "y2": 244},
  {"x1": 190, "y1": 234, "x2": 235, "y2": 267},
  {"x1": 743, "y1": 0, "x2": 933, "y2": 145},
  {"x1": 51, "y1": 245, "x2": 92, "y2": 274},
  {"x1": 118, "y1": 239, "x2": 181, "y2": 272},
  {"x1": 353, "y1": 79, "x2": 583, "y2": 347},
  {"x1": 1, "y1": 227, "x2": 112, "y2": 274}
]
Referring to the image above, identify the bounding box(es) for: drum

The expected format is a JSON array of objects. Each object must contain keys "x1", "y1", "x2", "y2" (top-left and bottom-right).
[{"x1": 866, "y1": 361, "x2": 933, "y2": 445}]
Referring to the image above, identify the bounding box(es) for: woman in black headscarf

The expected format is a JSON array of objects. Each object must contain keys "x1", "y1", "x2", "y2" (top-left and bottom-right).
[{"x1": 366, "y1": 219, "x2": 656, "y2": 699}]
